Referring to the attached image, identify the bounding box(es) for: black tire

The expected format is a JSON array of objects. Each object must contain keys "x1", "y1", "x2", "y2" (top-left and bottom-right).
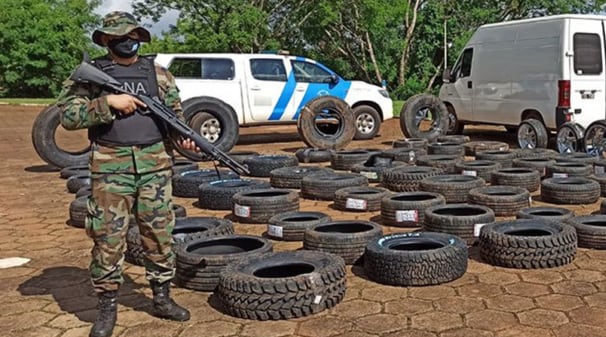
[
  {"x1": 31, "y1": 104, "x2": 90, "y2": 168},
  {"x1": 455, "y1": 160, "x2": 502, "y2": 182},
  {"x1": 270, "y1": 166, "x2": 332, "y2": 189},
  {"x1": 172, "y1": 160, "x2": 198, "y2": 175},
  {"x1": 596, "y1": 159, "x2": 606, "y2": 175},
  {"x1": 197, "y1": 179, "x2": 272, "y2": 210},
  {"x1": 75, "y1": 186, "x2": 92, "y2": 198},
  {"x1": 353, "y1": 105, "x2": 381, "y2": 140},
  {"x1": 125, "y1": 225, "x2": 147, "y2": 266},
  {"x1": 172, "y1": 217, "x2": 235, "y2": 245},
  {"x1": 60, "y1": 165, "x2": 89, "y2": 179},
  {"x1": 68, "y1": 196, "x2": 87, "y2": 228},
  {"x1": 381, "y1": 165, "x2": 443, "y2": 192},
  {"x1": 445, "y1": 104, "x2": 464, "y2": 135},
  {"x1": 175, "y1": 235, "x2": 273, "y2": 291},
  {"x1": 173, "y1": 169, "x2": 240, "y2": 198},
  {"x1": 333, "y1": 186, "x2": 391, "y2": 212},
  {"x1": 416, "y1": 154, "x2": 463, "y2": 174},
  {"x1": 297, "y1": 96, "x2": 356, "y2": 150},
  {"x1": 545, "y1": 162, "x2": 592, "y2": 178},
  {"x1": 225, "y1": 151, "x2": 260, "y2": 164},
  {"x1": 427, "y1": 142, "x2": 465, "y2": 156},
  {"x1": 512, "y1": 157, "x2": 556, "y2": 178},
  {"x1": 382, "y1": 147, "x2": 427, "y2": 165},
  {"x1": 475, "y1": 150, "x2": 515, "y2": 169},
  {"x1": 380, "y1": 192, "x2": 445, "y2": 227},
  {"x1": 350, "y1": 159, "x2": 407, "y2": 183},
  {"x1": 66, "y1": 174, "x2": 90, "y2": 194},
  {"x1": 555, "y1": 152, "x2": 598, "y2": 165},
  {"x1": 491, "y1": 168, "x2": 541, "y2": 193},
  {"x1": 567, "y1": 215, "x2": 606, "y2": 249},
  {"x1": 216, "y1": 250, "x2": 346, "y2": 320},
  {"x1": 514, "y1": 148, "x2": 559, "y2": 159},
  {"x1": 244, "y1": 155, "x2": 299, "y2": 177},
  {"x1": 232, "y1": 189, "x2": 300, "y2": 224},
  {"x1": 556, "y1": 122, "x2": 585, "y2": 154},
  {"x1": 392, "y1": 138, "x2": 428, "y2": 149},
  {"x1": 436, "y1": 134, "x2": 470, "y2": 144},
  {"x1": 479, "y1": 219, "x2": 577, "y2": 269},
  {"x1": 176, "y1": 97, "x2": 240, "y2": 160},
  {"x1": 517, "y1": 207, "x2": 574, "y2": 222},
  {"x1": 400, "y1": 93, "x2": 448, "y2": 141},
  {"x1": 294, "y1": 148, "x2": 333, "y2": 163},
  {"x1": 423, "y1": 203, "x2": 495, "y2": 245},
  {"x1": 583, "y1": 119, "x2": 606, "y2": 157},
  {"x1": 517, "y1": 118, "x2": 549, "y2": 149},
  {"x1": 541, "y1": 177, "x2": 601, "y2": 204},
  {"x1": 303, "y1": 220, "x2": 383, "y2": 265},
  {"x1": 420, "y1": 174, "x2": 485, "y2": 203},
  {"x1": 364, "y1": 232, "x2": 468, "y2": 286},
  {"x1": 468, "y1": 186, "x2": 531, "y2": 217},
  {"x1": 301, "y1": 172, "x2": 368, "y2": 201},
  {"x1": 267, "y1": 211, "x2": 332, "y2": 241},
  {"x1": 463, "y1": 141, "x2": 509, "y2": 156},
  {"x1": 330, "y1": 149, "x2": 382, "y2": 171},
  {"x1": 590, "y1": 173, "x2": 606, "y2": 197}
]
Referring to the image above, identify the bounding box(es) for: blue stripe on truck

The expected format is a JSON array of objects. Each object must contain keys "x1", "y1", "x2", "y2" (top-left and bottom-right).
[{"x1": 268, "y1": 71, "x2": 297, "y2": 120}]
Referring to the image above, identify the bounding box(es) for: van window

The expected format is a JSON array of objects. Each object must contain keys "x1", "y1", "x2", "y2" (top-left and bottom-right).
[
  {"x1": 451, "y1": 48, "x2": 473, "y2": 80},
  {"x1": 573, "y1": 33, "x2": 602, "y2": 75},
  {"x1": 169, "y1": 58, "x2": 235, "y2": 80},
  {"x1": 291, "y1": 60, "x2": 333, "y2": 83},
  {"x1": 250, "y1": 59, "x2": 287, "y2": 81}
]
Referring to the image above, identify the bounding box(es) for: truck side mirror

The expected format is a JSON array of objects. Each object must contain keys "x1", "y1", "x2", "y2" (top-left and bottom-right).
[
  {"x1": 442, "y1": 68, "x2": 452, "y2": 83},
  {"x1": 330, "y1": 74, "x2": 339, "y2": 84}
]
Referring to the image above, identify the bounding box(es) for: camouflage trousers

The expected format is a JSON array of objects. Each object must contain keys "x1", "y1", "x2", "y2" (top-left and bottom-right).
[{"x1": 85, "y1": 169, "x2": 175, "y2": 292}]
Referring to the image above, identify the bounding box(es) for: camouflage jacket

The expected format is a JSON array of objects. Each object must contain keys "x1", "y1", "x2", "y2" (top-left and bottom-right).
[{"x1": 57, "y1": 55, "x2": 184, "y2": 174}]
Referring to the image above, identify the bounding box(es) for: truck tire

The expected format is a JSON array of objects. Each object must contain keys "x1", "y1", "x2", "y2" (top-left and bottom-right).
[
  {"x1": 333, "y1": 186, "x2": 391, "y2": 212},
  {"x1": 427, "y1": 142, "x2": 465, "y2": 156},
  {"x1": 445, "y1": 105, "x2": 465, "y2": 135},
  {"x1": 517, "y1": 207, "x2": 574, "y2": 222},
  {"x1": 267, "y1": 211, "x2": 332, "y2": 241},
  {"x1": 177, "y1": 97, "x2": 239, "y2": 160},
  {"x1": 400, "y1": 93, "x2": 449, "y2": 141},
  {"x1": 468, "y1": 186, "x2": 531, "y2": 216},
  {"x1": 172, "y1": 217, "x2": 235, "y2": 245},
  {"x1": 301, "y1": 172, "x2": 368, "y2": 200},
  {"x1": 541, "y1": 177, "x2": 601, "y2": 204},
  {"x1": 351, "y1": 159, "x2": 407, "y2": 183},
  {"x1": 364, "y1": 232, "x2": 468, "y2": 286},
  {"x1": 583, "y1": 119, "x2": 606, "y2": 157},
  {"x1": 197, "y1": 179, "x2": 272, "y2": 210},
  {"x1": 512, "y1": 157, "x2": 556, "y2": 178},
  {"x1": 567, "y1": 215, "x2": 606, "y2": 249},
  {"x1": 232, "y1": 189, "x2": 300, "y2": 224},
  {"x1": 455, "y1": 160, "x2": 502, "y2": 182},
  {"x1": 555, "y1": 152, "x2": 598, "y2": 165},
  {"x1": 420, "y1": 174, "x2": 485, "y2": 203},
  {"x1": 380, "y1": 192, "x2": 445, "y2": 227},
  {"x1": 382, "y1": 147, "x2": 427, "y2": 165},
  {"x1": 463, "y1": 141, "x2": 509, "y2": 156},
  {"x1": 556, "y1": 122, "x2": 585, "y2": 154},
  {"x1": 514, "y1": 148, "x2": 558, "y2": 159},
  {"x1": 353, "y1": 105, "x2": 381, "y2": 140},
  {"x1": 475, "y1": 150, "x2": 515, "y2": 169},
  {"x1": 31, "y1": 104, "x2": 90, "y2": 168},
  {"x1": 172, "y1": 160, "x2": 198, "y2": 175},
  {"x1": 173, "y1": 169, "x2": 239, "y2": 198},
  {"x1": 517, "y1": 118, "x2": 548, "y2": 149},
  {"x1": 416, "y1": 154, "x2": 463, "y2": 174},
  {"x1": 382, "y1": 165, "x2": 443, "y2": 192},
  {"x1": 270, "y1": 166, "x2": 332, "y2": 189},
  {"x1": 330, "y1": 149, "x2": 382, "y2": 171},
  {"x1": 479, "y1": 219, "x2": 577, "y2": 269},
  {"x1": 424, "y1": 203, "x2": 495, "y2": 245},
  {"x1": 295, "y1": 148, "x2": 333, "y2": 163},
  {"x1": 216, "y1": 251, "x2": 346, "y2": 320},
  {"x1": 491, "y1": 168, "x2": 541, "y2": 192},
  {"x1": 244, "y1": 155, "x2": 299, "y2": 177},
  {"x1": 545, "y1": 162, "x2": 592, "y2": 178},
  {"x1": 297, "y1": 96, "x2": 356, "y2": 150}
]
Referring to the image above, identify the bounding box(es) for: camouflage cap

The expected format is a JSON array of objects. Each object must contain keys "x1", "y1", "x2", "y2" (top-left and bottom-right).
[{"x1": 92, "y1": 11, "x2": 151, "y2": 46}]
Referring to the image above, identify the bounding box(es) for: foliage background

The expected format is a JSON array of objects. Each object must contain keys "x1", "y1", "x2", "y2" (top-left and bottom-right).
[{"x1": 1, "y1": 0, "x2": 604, "y2": 98}]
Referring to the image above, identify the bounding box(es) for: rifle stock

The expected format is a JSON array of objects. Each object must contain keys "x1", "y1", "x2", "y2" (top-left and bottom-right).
[{"x1": 69, "y1": 61, "x2": 250, "y2": 175}]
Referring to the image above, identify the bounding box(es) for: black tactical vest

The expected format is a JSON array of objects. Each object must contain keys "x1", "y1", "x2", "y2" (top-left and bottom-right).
[{"x1": 89, "y1": 55, "x2": 165, "y2": 146}]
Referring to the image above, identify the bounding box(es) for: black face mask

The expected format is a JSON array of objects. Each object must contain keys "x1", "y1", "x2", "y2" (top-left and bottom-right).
[{"x1": 107, "y1": 36, "x2": 140, "y2": 58}]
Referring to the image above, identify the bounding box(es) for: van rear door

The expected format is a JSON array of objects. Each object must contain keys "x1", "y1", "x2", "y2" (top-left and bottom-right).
[{"x1": 568, "y1": 19, "x2": 606, "y2": 128}]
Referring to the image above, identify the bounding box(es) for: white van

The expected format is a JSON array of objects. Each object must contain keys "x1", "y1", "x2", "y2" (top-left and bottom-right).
[{"x1": 439, "y1": 14, "x2": 606, "y2": 151}]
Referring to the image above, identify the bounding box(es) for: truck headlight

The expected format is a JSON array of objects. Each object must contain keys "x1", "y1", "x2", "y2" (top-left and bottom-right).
[{"x1": 379, "y1": 89, "x2": 390, "y2": 98}]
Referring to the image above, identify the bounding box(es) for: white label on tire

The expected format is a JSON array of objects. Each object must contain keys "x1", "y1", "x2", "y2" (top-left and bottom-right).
[
  {"x1": 234, "y1": 204, "x2": 250, "y2": 218},
  {"x1": 529, "y1": 196, "x2": 532, "y2": 204},
  {"x1": 596, "y1": 166, "x2": 605, "y2": 174},
  {"x1": 474, "y1": 223, "x2": 487, "y2": 237},
  {"x1": 553, "y1": 172, "x2": 568, "y2": 178},
  {"x1": 346, "y1": 198, "x2": 367, "y2": 210},
  {"x1": 313, "y1": 295, "x2": 322, "y2": 304},
  {"x1": 267, "y1": 225, "x2": 283, "y2": 238},
  {"x1": 395, "y1": 210, "x2": 418, "y2": 222},
  {"x1": 499, "y1": 146, "x2": 507, "y2": 151},
  {"x1": 360, "y1": 171, "x2": 378, "y2": 180},
  {"x1": 462, "y1": 170, "x2": 477, "y2": 177}
]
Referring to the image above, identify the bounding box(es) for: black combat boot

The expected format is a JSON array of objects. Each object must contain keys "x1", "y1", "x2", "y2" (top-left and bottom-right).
[
  {"x1": 150, "y1": 281, "x2": 190, "y2": 321},
  {"x1": 89, "y1": 290, "x2": 118, "y2": 337}
]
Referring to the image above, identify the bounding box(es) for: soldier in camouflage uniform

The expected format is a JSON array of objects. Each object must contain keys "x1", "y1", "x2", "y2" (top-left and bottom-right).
[{"x1": 57, "y1": 12, "x2": 193, "y2": 337}]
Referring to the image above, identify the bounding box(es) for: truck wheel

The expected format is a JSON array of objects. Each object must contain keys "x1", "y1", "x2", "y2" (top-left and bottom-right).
[
  {"x1": 517, "y1": 118, "x2": 548, "y2": 149},
  {"x1": 31, "y1": 104, "x2": 90, "y2": 168},
  {"x1": 556, "y1": 123, "x2": 584, "y2": 154},
  {"x1": 446, "y1": 105, "x2": 464, "y2": 135},
  {"x1": 297, "y1": 96, "x2": 356, "y2": 150},
  {"x1": 353, "y1": 105, "x2": 381, "y2": 140},
  {"x1": 400, "y1": 94, "x2": 449, "y2": 141},
  {"x1": 583, "y1": 119, "x2": 606, "y2": 157},
  {"x1": 177, "y1": 97, "x2": 239, "y2": 160}
]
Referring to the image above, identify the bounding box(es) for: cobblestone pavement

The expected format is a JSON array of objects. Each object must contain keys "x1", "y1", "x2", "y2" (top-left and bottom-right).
[{"x1": 2, "y1": 105, "x2": 605, "y2": 337}]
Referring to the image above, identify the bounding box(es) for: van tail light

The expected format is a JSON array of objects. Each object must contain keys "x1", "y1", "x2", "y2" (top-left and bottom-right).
[{"x1": 558, "y1": 80, "x2": 571, "y2": 108}]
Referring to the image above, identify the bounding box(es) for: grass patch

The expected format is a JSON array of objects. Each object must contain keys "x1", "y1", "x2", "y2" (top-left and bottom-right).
[
  {"x1": 0, "y1": 98, "x2": 56, "y2": 105},
  {"x1": 393, "y1": 100, "x2": 403, "y2": 117}
]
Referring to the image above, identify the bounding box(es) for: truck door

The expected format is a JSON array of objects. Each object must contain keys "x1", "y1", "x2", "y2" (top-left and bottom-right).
[
  {"x1": 442, "y1": 48, "x2": 474, "y2": 121},
  {"x1": 246, "y1": 58, "x2": 291, "y2": 121},
  {"x1": 568, "y1": 20, "x2": 606, "y2": 128}
]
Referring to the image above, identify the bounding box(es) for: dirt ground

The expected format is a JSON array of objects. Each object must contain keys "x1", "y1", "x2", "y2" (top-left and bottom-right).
[{"x1": 2, "y1": 104, "x2": 606, "y2": 337}]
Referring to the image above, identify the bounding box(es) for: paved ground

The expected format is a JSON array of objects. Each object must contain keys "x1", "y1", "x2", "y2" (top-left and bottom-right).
[{"x1": 2, "y1": 105, "x2": 606, "y2": 337}]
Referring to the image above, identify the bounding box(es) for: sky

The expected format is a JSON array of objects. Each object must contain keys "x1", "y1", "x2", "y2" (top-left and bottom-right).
[{"x1": 95, "y1": 0, "x2": 179, "y2": 36}]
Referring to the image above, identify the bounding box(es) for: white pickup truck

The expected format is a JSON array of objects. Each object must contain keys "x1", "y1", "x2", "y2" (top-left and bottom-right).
[{"x1": 155, "y1": 52, "x2": 394, "y2": 152}]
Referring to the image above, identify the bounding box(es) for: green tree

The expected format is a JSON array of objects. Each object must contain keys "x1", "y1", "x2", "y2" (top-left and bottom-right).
[{"x1": 0, "y1": 0, "x2": 100, "y2": 98}]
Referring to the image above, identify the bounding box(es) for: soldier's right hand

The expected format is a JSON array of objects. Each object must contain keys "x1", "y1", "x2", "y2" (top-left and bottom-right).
[{"x1": 106, "y1": 94, "x2": 146, "y2": 115}]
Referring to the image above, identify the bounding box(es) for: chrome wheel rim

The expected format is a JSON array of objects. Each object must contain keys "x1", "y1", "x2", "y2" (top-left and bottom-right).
[
  {"x1": 517, "y1": 124, "x2": 537, "y2": 149},
  {"x1": 199, "y1": 117, "x2": 221, "y2": 143},
  {"x1": 556, "y1": 126, "x2": 579, "y2": 153},
  {"x1": 356, "y1": 113, "x2": 375, "y2": 134}
]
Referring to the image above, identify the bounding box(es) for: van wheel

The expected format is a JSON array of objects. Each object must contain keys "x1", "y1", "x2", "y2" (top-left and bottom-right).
[
  {"x1": 400, "y1": 94, "x2": 449, "y2": 141},
  {"x1": 517, "y1": 119, "x2": 548, "y2": 149},
  {"x1": 446, "y1": 105, "x2": 464, "y2": 135},
  {"x1": 353, "y1": 105, "x2": 381, "y2": 140},
  {"x1": 583, "y1": 120, "x2": 606, "y2": 157},
  {"x1": 556, "y1": 123, "x2": 584, "y2": 154},
  {"x1": 297, "y1": 96, "x2": 356, "y2": 150},
  {"x1": 176, "y1": 97, "x2": 239, "y2": 161}
]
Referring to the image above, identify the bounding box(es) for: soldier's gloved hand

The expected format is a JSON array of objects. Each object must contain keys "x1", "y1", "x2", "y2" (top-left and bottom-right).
[
  {"x1": 178, "y1": 137, "x2": 200, "y2": 152},
  {"x1": 106, "y1": 94, "x2": 146, "y2": 115}
]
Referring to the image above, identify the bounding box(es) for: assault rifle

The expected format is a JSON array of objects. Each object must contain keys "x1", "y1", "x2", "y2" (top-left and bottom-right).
[{"x1": 69, "y1": 61, "x2": 249, "y2": 175}]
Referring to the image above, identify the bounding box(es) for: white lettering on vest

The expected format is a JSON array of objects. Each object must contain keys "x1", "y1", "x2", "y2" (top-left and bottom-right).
[{"x1": 121, "y1": 82, "x2": 148, "y2": 95}]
